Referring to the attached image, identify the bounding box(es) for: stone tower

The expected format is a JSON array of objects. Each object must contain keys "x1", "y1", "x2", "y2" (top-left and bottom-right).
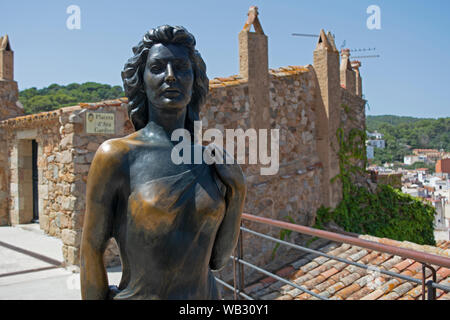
[
  {"x1": 238, "y1": 6, "x2": 270, "y2": 130},
  {"x1": 313, "y1": 30, "x2": 342, "y2": 209},
  {"x1": 340, "y1": 48, "x2": 356, "y2": 94},
  {"x1": 351, "y1": 60, "x2": 363, "y2": 98},
  {"x1": 0, "y1": 35, "x2": 23, "y2": 121}
]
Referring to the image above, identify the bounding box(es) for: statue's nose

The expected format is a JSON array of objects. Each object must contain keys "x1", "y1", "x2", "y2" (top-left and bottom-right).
[{"x1": 165, "y1": 63, "x2": 176, "y2": 83}]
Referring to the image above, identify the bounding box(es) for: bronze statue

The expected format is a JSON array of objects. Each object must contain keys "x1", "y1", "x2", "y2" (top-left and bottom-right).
[{"x1": 80, "y1": 25, "x2": 246, "y2": 300}]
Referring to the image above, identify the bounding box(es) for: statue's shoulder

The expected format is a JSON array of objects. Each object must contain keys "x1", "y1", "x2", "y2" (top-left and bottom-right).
[{"x1": 93, "y1": 134, "x2": 136, "y2": 166}]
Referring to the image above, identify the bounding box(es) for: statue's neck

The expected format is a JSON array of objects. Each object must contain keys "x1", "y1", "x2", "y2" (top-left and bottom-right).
[{"x1": 147, "y1": 104, "x2": 187, "y2": 137}]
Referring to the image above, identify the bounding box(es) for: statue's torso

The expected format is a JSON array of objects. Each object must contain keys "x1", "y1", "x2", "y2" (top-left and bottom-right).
[{"x1": 111, "y1": 130, "x2": 226, "y2": 299}]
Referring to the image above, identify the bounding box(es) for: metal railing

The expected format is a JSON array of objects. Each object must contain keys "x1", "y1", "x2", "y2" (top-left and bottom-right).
[{"x1": 215, "y1": 213, "x2": 450, "y2": 300}]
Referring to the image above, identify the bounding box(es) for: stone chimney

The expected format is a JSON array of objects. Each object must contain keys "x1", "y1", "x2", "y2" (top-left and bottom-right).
[
  {"x1": 313, "y1": 29, "x2": 342, "y2": 209},
  {"x1": 0, "y1": 35, "x2": 22, "y2": 121},
  {"x1": 340, "y1": 48, "x2": 356, "y2": 94},
  {"x1": 351, "y1": 60, "x2": 363, "y2": 98},
  {"x1": 0, "y1": 35, "x2": 14, "y2": 81},
  {"x1": 239, "y1": 6, "x2": 270, "y2": 129}
]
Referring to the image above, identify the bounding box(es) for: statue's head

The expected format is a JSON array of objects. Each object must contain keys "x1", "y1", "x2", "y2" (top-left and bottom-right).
[{"x1": 121, "y1": 25, "x2": 209, "y2": 134}]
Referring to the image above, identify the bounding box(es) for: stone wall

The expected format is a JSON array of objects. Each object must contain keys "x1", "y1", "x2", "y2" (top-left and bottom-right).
[
  {"x1": 0, "y1": 112, "x2": 60, "y2": 226},
  {"x1": 340, "y1": 87, "x2": 367, "y2": 179},
  {"x1": 205, "y1": 66, "x2": 325, "y2": 283},
  {"x1": 55, "y1": 100, "x2": 133, "y2": 265},
  {"x1": 0, "y1": 99, "x2": 133, "y2": 266},
  {"x1": 0, "y1": 127, "x2": 8, "y2": 225},
  {"x1": 0, "y1": 80, "x2": 23, "y2": 121}
]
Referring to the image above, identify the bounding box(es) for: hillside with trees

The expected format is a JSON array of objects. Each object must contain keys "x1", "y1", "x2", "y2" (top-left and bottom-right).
[
  {"x1": 366, "y1": 115, "x2": 450, "y2": 164},
  {"x1": 19, "y1": 82, "x2": 124, "y2": 114}
]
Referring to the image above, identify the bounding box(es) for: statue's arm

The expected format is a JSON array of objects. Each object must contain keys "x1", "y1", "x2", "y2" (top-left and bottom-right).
[
  {"x1": 210, "y1": 162, "x2": 246, "y2": 271},
  {"x1": 80, "y1": 140, "x2": 123, "y2": 299}
]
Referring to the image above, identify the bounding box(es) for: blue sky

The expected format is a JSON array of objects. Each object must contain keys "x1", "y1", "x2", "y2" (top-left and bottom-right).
[{"x1": 1, "y1": 0, "x2": 449, "y2": 118}]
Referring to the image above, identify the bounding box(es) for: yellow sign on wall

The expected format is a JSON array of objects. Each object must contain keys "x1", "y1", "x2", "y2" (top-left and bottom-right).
[{"x1": 86, "y1": 112, "x2": 115, "y2": 134}]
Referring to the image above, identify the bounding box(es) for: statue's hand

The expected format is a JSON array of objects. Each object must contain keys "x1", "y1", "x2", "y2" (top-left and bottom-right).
[
  {"x1": 107, "y1": 285, "x2": 120, "y2": 300},
  {"x1": 210, "y1": 146, "x2": 246, "y2": 195}
]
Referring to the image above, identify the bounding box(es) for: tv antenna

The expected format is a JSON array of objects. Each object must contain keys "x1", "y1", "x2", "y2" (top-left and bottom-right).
[
  {"x1": 347, "y1": 47, "x2": 380, "y2": 59},
  {"x1": 351, "y1": 54, "x2": 380, "y2": 59},
  {"x1": 291, "y1": 33, "x2": 319, "y2": 38}
]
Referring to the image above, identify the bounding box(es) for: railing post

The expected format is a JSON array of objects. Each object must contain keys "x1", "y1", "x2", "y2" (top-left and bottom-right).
[
  {"x1": 422, "y1": 264, "x2": 437, "y2": 300},
  {"x1": 426, "y1": 281, "x2": 436, "y2": 300},
  {"x1": 236, "y1": 223, "x2": 245, "y2": 299},
  {"x1": 233, "y1": 246, "x2": 238, "y2": 300}
]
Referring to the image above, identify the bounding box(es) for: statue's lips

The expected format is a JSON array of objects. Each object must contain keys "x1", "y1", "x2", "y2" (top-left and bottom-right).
[{"x1": 162, "y1": 88, "x2": 182, "y2": 98}]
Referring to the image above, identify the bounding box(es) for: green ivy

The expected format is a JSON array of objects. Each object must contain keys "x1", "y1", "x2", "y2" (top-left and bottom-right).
[{"x1": 315, "y1": 105, "x2": 436, "y2": 245}]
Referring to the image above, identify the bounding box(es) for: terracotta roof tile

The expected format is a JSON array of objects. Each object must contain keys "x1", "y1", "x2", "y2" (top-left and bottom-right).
[
  {"x1": 208, "y1": 65, "x2": 311, "y2": 89},
  {"x1": 303, "y1": 275, "x2": 326, "y2": 290},
  {"x1": 293, "y1": 273, "x2": 314, "y2": 285},
  {"x1": 341, "y1": 273, "x2": 361, "y2": 286},
  {"x1": 406, "y1": 261, "x2": 422, "y2": 273},
  {"x1": 361, "y1": 288, "x2": 385, "y2": 300},
  {"x1": 394, "y1": 282, "x2": 415, "y2": 296},
  {"x1": 345, "y1": 265, "x2": 369, "y2": 277},
  {"x1": 379, "y1": 292, "x2": 400, "y2": 300},
  {"x1": 326, "y1": 282, "x2": 346, "y2": 295},
  {"x1": 300, "y1": 261, "x2": 319, "y2": 273},
  {"x1": 380, "y1": 256, "x2": 403, "y2": 270},
  {"x1": 275, "y1": 294, "x2": 294, "y2": 300},
  {"x1": 359, "y1": 251, "x2": 380, "y2": 264},
  {"x1": 315, "y1": 279, "x2": 337, "y2": 292},
  {"x1": 334, "y1": 283, "x2": 360, "y2": 299},
  {"x1": 437, "y1": 267, "x2": 450, "y2": 279},
  {"x1": 244, "y1": 235, "x2": 450, "y2": 300},
  {"x1": 321, "y1": 267, "x2": 340, "y2": 279},
  {"x1": 393, "y1": 259, "x2": 415, "y2": 272},
  {"x1": 347, "y1": 286, "x2": 373, "y2": 300}
]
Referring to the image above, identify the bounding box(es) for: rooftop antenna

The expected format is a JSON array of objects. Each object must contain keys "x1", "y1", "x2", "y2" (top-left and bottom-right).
[
  {"x1": 292, "y1": 33, "x2": 381, "y2": 60},
  {"x1": 291, "y1": 33, "x2": 319, "y2": 38},
  {"x1": 348, "y1": 47, "x2": 380, "y2": 59},
  {"x1": 351, "y1": 54, "x2": 380, "y2": 59},
  {"x1": 350, "y1": 48, "x2": 376, "y2": 52}
]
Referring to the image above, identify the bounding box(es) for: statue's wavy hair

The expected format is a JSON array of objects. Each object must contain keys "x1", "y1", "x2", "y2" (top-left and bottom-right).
[{"x1": 121, "y1": 25, "x2": 209, "y2": 135}]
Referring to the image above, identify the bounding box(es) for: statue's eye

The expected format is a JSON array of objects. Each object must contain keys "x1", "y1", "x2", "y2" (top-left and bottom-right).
[
  {"x1": 150, "y1": 64, "x2": 164, "y2": 73},
  {"x1": 174, "y1": 61, "x2": 190, "y2": 71}
]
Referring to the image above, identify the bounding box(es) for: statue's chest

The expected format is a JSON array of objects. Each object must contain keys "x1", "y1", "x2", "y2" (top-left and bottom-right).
[{"x1": 127, "y1": 164, "x2": 226, "y2": 236}]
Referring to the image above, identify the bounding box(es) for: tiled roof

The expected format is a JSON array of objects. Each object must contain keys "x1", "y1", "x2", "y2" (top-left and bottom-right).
[
  {"x1": 0, "y1": 98, "x2": 127, "y2": 128},
  {"x1": 209, "y1": 65, "x2": 310, "y2": 88},
  {"x1": 244, "y1": 236, "x2": 450, "y2": 300},
  {"x1": 0, "y1": 109, "x2": 60, "y2": 128},
  {"x1": 209, "y1": 75, "x2": 247, "y2": 89},
  {"x1": 269, "y1": 66, "x2": 310, "y2": 77}
]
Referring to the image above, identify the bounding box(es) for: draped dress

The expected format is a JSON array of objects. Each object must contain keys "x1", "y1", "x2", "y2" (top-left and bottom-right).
[{"x1": 111, "y1": 162, "x2": 227, "y2": 300}]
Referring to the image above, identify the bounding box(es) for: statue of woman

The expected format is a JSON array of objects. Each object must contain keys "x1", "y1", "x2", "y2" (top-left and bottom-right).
[{"x1": 80, "y1": 25, "x2": 246, "y2": 300}]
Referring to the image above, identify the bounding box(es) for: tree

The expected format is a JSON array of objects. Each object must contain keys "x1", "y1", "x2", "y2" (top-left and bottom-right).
[{"x1": 19, "y1": 82, "x2": 125, "y2": 114}]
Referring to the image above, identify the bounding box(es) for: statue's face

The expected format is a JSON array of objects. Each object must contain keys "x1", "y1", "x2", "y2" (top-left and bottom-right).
[{"x1": 143, "y1": 43, "x2": 194, "y2": 112}]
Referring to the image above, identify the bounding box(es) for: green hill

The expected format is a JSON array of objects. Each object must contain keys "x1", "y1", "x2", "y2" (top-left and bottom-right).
[
  {"x1": 366, "y1": 115, "x2": 450, "y2": 164},
  {"x1": 19, "y1": 82, "x2": 124, "y2": 114}
]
